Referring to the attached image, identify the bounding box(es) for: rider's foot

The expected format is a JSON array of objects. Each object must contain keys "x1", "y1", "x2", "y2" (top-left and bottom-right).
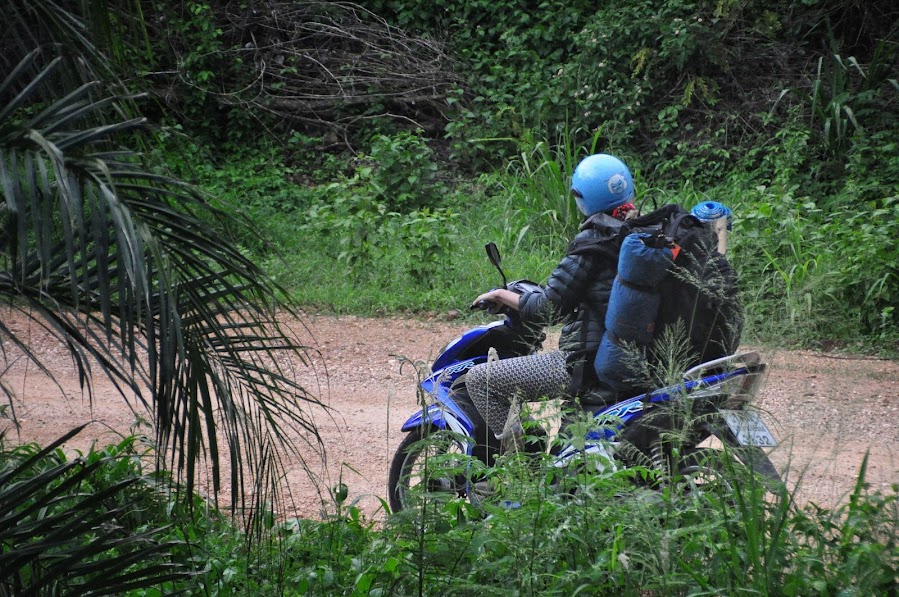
[{"x1": 471, "y1": 480, "x2": 495, "y2": 498}]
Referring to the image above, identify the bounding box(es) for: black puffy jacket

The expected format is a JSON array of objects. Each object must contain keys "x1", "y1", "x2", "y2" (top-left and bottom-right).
[{"x1": 517, "y1": 212, "x2": 626, "y2": 392}]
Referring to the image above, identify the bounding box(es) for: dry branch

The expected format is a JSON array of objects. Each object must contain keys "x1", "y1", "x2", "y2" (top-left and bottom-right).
[{"x1": 156, "y1": 1, "x2": 462, "y2": 140}]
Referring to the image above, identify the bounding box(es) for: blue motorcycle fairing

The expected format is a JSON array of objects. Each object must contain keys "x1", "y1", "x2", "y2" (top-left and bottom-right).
[
  {"x1": 585, "y1": 367, "x2": 751, "y2": 441},
  {"x1": 421, "y1": 355, "x2": 489, "y2": 395},
  {"x1": 431, "y1": 320, "x2": 509, "y2": 372},
  {"x1": 401, "y1": 383, "x2": 476, "y2": 436},
  {"x1": 399, "y1": 404, "x2": 475, "y2": 456}
]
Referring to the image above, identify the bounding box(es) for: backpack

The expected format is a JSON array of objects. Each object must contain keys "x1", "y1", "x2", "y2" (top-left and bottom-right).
[
  {"x1": 635, "y1": 204, "x2": 742, "y2": 365},
  {"x1": 594, "y1": 231, "x2": 676, "y2": 390},
  {"x1": 576, "y1": 203, "x2": 742, "y2": 371}
]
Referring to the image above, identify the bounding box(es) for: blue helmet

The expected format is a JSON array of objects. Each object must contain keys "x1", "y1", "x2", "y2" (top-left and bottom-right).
[{"x1": 571, "y1": 154, "x2": 635, "y2": 216}]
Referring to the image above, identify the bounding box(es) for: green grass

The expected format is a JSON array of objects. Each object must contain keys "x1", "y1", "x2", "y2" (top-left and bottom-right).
[
  {"x1": 41, "y1": 434, "x2": 891, "y2": 596},
  {"x1": 152, "y1": 129, "x2": 898, "y2": 348},
  {"x1": 266, "y1": 448, "x2": 896, "y2": 595}
]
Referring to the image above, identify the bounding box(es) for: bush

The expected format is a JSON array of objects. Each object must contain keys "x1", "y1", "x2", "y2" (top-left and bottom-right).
[
  {"x1": 724, "y1": 179, "x2": 898, "y2": 346},
  {"x1": 0, "y1": 431, "x2": 199, "y2": 594},
  {"x1": 343, "y1": 440, "x2": 897, "y2": 596},
  {"x1": 301, "y1": 132, "x2": 459, "y2": 286}
]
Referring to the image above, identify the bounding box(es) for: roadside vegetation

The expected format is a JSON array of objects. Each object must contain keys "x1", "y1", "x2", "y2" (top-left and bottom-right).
[
  {"x1": 1, "y1": 0, "x2": 897, "y2": 594},
  {"x1": 142, "y1": 0, "x2": 898, "y2": 352},
  {"x1": 3, "y1": 428, "x2": 896, "y2": 595}
]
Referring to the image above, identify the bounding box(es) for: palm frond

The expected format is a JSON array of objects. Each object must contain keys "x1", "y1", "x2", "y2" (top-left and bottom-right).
[
  {"x1": 0, "y1": 49, "x2": 325, "y2": 516},
  {"x1": 0, "y1": 2, "x2": 112, "y2": 88},
  {"x1": 0, "y1": 427, "x2": 194, "y2": 595}
]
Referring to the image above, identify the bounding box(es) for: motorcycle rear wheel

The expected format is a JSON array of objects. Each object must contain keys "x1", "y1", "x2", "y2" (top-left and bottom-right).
[
  {"x1": 674, "y1": 445, "x2": 781, "y2": 498},
  {"x1": 387, "y1": 426, "x2": 469, "y2": 513}
]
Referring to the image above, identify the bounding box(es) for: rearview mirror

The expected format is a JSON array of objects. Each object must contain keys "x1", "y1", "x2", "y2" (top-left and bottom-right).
[
  {"x1": 485, "y1": 242, "x2": 507, "y2": 288},
  {"x1": 485, "y1": 242, "x2": 502, "y2": 268}
]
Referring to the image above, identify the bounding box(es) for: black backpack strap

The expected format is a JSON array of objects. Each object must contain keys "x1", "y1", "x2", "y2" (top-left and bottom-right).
[
  {"x1": 664, "y1": 211, "x2": 696, "y2": 238},
  {"x1": 625, "y1": 203, "x2": 684, "y2": 230},
  {"x1": 568, "y1": 213, "x2": 630, "y2": 259},
  {"x1": 567, "y1": 236, "x2": 622, "y2": 260}
]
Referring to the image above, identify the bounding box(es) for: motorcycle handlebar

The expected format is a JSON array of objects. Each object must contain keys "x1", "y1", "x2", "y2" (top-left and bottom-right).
[
  {"x1": 470, "y1": 279, "x2": 541, "y2": 316},
  {"x1": 470, "y1": 298, "x2": 504, "y2": 315}
]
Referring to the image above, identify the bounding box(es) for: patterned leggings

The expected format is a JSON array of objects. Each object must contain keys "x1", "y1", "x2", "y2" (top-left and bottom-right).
[{"x1": 465, "y1": 351, "x2": 571, "y2": 438}]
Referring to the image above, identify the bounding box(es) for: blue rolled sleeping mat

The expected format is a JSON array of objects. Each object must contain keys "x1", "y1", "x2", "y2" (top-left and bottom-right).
[
  {"x1": 594, "y1": 232, "x2": 674, "y2": 391},
  {"x1": 690, "y1": 201, "x2": 733, "y2": 229}
]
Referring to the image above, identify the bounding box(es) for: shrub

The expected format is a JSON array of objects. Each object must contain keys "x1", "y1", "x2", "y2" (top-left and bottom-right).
[
  {"x1": 366, "y1": 131, "x2": 441, "y2": 211},
  {"x1": 301, "y1": 132, "x2": 458, "y2": 284},
  {"x1": 0, "y1": 430, "x2": 196, "y2": 594}
]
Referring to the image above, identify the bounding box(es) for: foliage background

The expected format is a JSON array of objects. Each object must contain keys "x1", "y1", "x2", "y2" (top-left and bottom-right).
[{"x1": 106, "y1": 0, "x2": 899, "y2": 350}]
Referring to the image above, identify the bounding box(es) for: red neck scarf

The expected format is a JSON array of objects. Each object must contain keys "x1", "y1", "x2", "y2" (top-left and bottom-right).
[{"x1": 611, "y1": 202, "x2": 636, "y2": 221}]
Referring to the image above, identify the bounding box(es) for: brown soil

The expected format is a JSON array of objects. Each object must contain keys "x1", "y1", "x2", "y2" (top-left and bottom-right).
[{"x1": 2, "y1": 309, "x2": 897, "y2": 520}]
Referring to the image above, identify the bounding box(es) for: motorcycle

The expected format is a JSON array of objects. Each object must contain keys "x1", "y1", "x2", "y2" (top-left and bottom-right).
[{"x1": 387, "y1": 243, "x2": 780, "y2": 513}]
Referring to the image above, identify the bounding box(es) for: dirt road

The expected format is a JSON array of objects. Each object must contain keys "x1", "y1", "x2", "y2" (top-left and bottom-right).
[{"x1": 2, "y1": 311, "x2": 897, "y2": 520}]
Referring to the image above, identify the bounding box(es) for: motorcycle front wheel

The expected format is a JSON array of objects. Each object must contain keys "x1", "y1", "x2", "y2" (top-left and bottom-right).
[{"x1": 387, "y1": 426, "x2": 470, "y2": 513}]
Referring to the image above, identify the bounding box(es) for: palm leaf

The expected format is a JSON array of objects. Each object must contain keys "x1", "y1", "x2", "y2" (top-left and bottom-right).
[
  {"x1": 0, "y1": 2, "x2": 112, "y2": 91},
  {"x1": 0, "y1": 48, "x2": 326, "y2": 518},
  {"x1": 0, "y1": 427, "x2": 193, "y2": 595}
]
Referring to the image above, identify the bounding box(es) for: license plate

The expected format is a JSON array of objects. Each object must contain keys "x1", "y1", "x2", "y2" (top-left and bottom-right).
[{"x1": 719, "y1": 409, "x2": 777, "y2": 447}]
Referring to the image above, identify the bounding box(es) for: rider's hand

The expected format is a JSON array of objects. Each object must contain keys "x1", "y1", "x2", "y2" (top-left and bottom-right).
[{"x1": 471, "y1": 289, "x2": 521, "y2": 312}]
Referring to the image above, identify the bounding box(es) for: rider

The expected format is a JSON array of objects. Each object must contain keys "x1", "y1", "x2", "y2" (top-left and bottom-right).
[{"x1": 467, "y1": 153, "x2": 638, "y2": 446}]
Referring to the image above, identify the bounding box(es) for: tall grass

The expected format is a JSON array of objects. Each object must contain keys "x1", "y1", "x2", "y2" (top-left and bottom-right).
[
  {"x1": 156, "y1": 125, "x2": 898, "y2": 346},
  {"x1": 131, "y1": 436, "x2": 895, "y2": 595},
  {"x1": 498, "y1": 127, "x2": 600, "y2": 250},
  {"x1": 371, "y1": 450, "x2": 892, "y2": 594},
  {"x1": 5, "y1": 426, "x2": 895, "y2": 594}
]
